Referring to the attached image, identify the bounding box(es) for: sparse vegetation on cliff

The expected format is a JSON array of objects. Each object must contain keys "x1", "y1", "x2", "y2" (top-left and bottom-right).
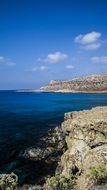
[{"x1": 45, "y1": 174, "x2": 76, "y2": 190}]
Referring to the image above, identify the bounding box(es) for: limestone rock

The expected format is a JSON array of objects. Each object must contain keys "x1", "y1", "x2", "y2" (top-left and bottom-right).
[{"x1": 57, "y1": 107, "x2": 107, "y2": 190}]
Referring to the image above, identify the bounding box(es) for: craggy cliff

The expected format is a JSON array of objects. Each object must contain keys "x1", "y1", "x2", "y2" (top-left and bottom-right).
[
  {"x1": 45, "y1": 106, "x2": 107, "y2": 190},
  {"x1": 40, "y1": 74, "x2": 107, "y2": 93},
  {"x1": 1, "y1": 107, "x2": 107, "y2": 190}
]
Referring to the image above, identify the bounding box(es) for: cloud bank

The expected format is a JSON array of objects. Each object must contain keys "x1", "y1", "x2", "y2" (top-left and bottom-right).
[
  {"x1": 75, "y1": 32, "x2": 101, "y2": 44},
  {"x1": 31, "y1": 66, "x2": 48, "y2": 72},
  {"x1": 38, "y1": 52, "x2": 68, "y2": 63},
  {"x1": 74, "y1": 31, "x2": 101, "y2": 50},
  {"x1": 91, "y1": 56, "x2": 107, "y2": 64}
]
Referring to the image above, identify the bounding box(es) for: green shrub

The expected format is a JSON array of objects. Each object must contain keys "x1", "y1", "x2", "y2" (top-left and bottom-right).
[
  {"x1": 87, "y1": 163, "x2": 106, "y2": 180},
  {"x1": 46, "y1": 173, "x2": 76, "y2": 190},
  {"x1": 0, "y1": 173, "x2": 17, "y2": 190}
]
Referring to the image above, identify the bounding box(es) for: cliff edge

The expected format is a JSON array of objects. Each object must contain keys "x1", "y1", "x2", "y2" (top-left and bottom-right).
[{"x1": 45, "y1": 106, "x2": 107, "y2": 190}]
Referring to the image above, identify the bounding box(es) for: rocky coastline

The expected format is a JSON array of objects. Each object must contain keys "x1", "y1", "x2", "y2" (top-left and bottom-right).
[
  {"x1": 39, "y1": 75, "x2": 107, "y2": 93},
  {"x1": 1, "y1": 106, "x2": 107, "y2": 190}
]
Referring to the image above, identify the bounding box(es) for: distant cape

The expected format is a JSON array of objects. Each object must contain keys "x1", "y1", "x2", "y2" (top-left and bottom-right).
[{"x1": 39, "y1": 74, "x2": 107, "y2": 93}]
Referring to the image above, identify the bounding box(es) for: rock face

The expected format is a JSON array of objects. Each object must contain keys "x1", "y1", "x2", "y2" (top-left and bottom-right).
[
  {"x1": 40, "y1": 74, "x2": 107, "y2": 93},
  {"x1": 46, "y1": 107, "x2": 107, "y2": 190}
]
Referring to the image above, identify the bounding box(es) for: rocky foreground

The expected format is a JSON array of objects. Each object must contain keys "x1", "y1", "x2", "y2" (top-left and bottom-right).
[
  {"x1": 1, "y1": 107, "x2": 107, "y2": 190},
  {"x1": 40, "y1": 74, "x2": 107, "y2": 93}
]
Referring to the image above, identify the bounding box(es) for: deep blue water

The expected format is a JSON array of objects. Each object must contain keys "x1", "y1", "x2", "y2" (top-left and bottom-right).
[{"x1": 0, "y1": 91, "x2": 107, "y2": 183}]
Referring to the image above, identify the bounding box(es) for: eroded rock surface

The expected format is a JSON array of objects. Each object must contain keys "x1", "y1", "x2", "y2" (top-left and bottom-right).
[{"x1": 52, "y1": 107, "x2": 107, "y2": 190}]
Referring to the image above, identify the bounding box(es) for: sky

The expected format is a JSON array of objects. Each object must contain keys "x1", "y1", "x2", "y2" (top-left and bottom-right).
[{"x1": 0, "y1": 0, "x2": 107, "y2": 89}]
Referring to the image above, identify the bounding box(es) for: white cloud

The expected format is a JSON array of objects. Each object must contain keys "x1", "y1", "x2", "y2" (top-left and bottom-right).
[
  {"x1": 45, "y1": 52, "x2": 68, "y2": 63},
  {"x1": 91, "y1": 56, "x2": 107, "y2": 64},
  {"x1": 0, "y1": 56, "x2": 16, "y2": 66},
  {"x1": 81, "y1": 43, "x2": 101, "y2": 50},
  {"x1": 74, "y1": 31, "x2": 102, "y2": 51},
  {"x1": 66, "y1": 65, "x2": 74, "y2": 69},
  {"x1": 74, "y1": 31, "x2": 101, "y2": 44},
  {"x1": 31, "y1": 66, "x2": 48, "y2": 72},
  {"x1": 38, "y1": 52, "x2": 68, "y2": 63}
]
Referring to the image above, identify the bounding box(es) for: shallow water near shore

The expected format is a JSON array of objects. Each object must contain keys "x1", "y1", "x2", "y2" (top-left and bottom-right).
[{"x1": 0, "y1": 91, "x2": 107, "y2": 184}]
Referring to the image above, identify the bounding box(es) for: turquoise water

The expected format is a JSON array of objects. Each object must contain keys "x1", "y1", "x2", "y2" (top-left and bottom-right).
[{"x1": 0, "y1": 91, "x2": 107, "y2": 183}]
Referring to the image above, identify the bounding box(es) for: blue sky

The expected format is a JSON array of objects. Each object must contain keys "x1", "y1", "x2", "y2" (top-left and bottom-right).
[{"x1": 0, "y1": 0, "x2": 107, "y2": 89}]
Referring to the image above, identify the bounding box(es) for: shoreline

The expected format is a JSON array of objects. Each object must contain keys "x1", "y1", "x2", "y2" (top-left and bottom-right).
[
  {"x1": 16, "y1": 89, "x2": 107, "y2": 94},
  {"x1": 1, "y1": 106, "x2": 107, "y2": 190}
]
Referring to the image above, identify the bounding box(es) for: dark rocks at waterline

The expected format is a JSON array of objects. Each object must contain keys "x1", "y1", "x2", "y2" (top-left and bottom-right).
[
  {"x1": 0, "y1": 125, "x2": 66, "y2": 189},
  {"x1": 19, "y1": 126, "x2": 66, "y2": 162},
  {"x1": 3, "y1": 126, "x2": 66, "y2": 187}
]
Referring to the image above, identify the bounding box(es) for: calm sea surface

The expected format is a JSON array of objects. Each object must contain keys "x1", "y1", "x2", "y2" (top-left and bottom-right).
[{"x1": 0, "y1": 91, "x2": 107, "y2": 183}]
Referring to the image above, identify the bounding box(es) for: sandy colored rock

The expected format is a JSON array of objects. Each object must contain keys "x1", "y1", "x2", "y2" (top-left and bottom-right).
[{"x1": 55, "y1": 107, "x2": 107, "y2": 190}]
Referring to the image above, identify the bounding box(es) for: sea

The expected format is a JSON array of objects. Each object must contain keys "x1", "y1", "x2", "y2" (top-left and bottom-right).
[{"x1": 0, "y1": 91, "x2": 107, "y2": 184}]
